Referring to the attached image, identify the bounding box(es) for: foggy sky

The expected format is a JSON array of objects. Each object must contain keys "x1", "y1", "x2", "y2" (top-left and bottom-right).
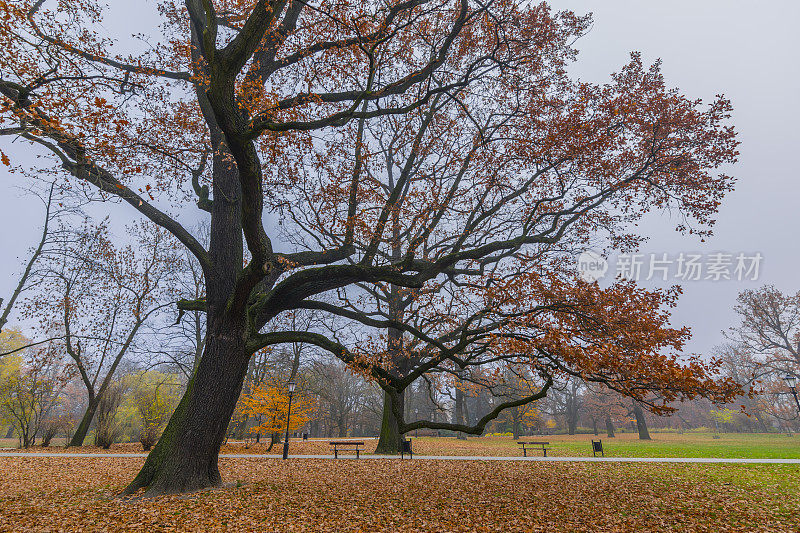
[{"x1": 2, "y1": 0, "x2": 798, "y2": 357}]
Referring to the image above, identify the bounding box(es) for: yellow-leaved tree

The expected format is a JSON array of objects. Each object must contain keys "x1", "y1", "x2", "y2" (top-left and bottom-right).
[
  {"x1": 0, "y1": 331, "x2": 24, "y2": 441},
  {"x1": 132, "y1": 371, "x2": 181, "y2": 451},
  {"x1": 1, "y1": 330, "x2": 31, "y2": 443},
  {"x1": 0, "y1": 329, "x2": 68, "y2": 447}
]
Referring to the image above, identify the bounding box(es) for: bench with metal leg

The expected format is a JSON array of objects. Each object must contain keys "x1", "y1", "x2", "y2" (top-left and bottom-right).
[
  {"x1": 517, "y1": 441, "x2": 551, "y2": 457},
  {"x1": 329, "y1": 441, "x2": 365, "y2": 458}
]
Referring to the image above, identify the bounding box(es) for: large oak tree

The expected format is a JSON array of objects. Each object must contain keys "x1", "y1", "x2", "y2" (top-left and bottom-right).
[{"x1": 1, "y1": 0, "x2": 739, "y2": 495}]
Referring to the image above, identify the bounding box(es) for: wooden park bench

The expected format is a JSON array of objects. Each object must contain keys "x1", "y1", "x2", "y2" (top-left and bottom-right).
[
  {"x1": 517, "y1": 441, "x2": 551, "y2": 457},
  {"x1": 329, "y1": 441, "x2": 365, "y2": 459}
]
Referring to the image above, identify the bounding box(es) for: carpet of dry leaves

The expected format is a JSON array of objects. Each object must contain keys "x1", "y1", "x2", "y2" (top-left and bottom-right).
[{"x1": 1, "y1": 455, "x2": 798, "y2": 532}]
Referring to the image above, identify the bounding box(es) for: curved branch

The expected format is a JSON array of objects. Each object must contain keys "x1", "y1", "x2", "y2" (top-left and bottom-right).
[{"x1": 391, "y1": 374, "x2": 553, "y2": 434}]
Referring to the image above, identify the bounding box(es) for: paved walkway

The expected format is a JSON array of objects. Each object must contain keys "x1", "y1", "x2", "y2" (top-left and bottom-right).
[{"x1": 1, "y1": 452, "x2": 799, "y2": 463}]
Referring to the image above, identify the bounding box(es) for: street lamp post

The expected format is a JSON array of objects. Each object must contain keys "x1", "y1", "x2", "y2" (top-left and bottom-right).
[
  {"x1": 282, "y1": 381, "x2": 296, "y2": 460},
  {"x1": 784, "y1": 374, "x2": 800, "y2": 414}
]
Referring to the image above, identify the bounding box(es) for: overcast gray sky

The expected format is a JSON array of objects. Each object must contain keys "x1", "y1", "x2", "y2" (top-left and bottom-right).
[
  {"x1": 546, "y1": 0, "x2": 800, "y2": 355},
  {"x1": 2, "y1": 0, "x2": 798, "y2": 356}
]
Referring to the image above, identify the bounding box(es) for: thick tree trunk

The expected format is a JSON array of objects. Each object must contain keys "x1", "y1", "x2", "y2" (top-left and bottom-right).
[
  {"x1": 567, "y1": 416, "x2": 577, "y2": 435},
  {"x1": 632, "y1": 402, "x2": 651, "y2": 440},
  {"x1": 123, "y1": 323, "x2": 250, "y2": 496},
  {"x1": 69, "y1": 395, "x2": 99, "y2": 447},
  {"x1": 605, "y1": 416, "x2": 615, "y2": 438},
  {"x1": 375, "y1": 390, "x2": 405, "y2": 454},
  {"x1": 592, "y1": 417, "x2": 598, "y2": 436},
  {"x1": 122, "y1": 68, "x2": 247, "y2": 496},
  {"x1": 512, "y1": 416, "x2": 520, "y2": 440},
  {"x1": 564, "y1": 379, "x2": 581, "y2": 435},
  {"x1": 565, "y1": 408, "x2": 576, "y2": 435},
  {"x1": 374, "y1": 262, "x2": 409, "y2": 453},
  {"x1": 566, "y1": 394, "x2": 578, "y2": 435},
  {"x1": 454, "y1": 381, "x2": 467, "y2": 440}
]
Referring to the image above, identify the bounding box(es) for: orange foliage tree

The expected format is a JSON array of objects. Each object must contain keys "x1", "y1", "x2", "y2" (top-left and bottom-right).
[
  {"x1": 1, "y1": 0, "x2": 740, "y2": 494},
  {"x1": 237, "y1": 383, "x2": 315, "y2": 445}
]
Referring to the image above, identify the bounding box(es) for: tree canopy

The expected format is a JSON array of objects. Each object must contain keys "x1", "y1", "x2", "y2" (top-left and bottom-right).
[{"x1": 0, "y1": 0, "x2": 739, "y2": 495}]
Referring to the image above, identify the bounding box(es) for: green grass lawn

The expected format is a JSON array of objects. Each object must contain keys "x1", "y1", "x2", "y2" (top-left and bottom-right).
[
  {"x1": 555, "y1": 432, "x2": 800, "y2": 458},
  {"x1": 408, "y1": 432, "x2": 800, "y2": 458},
  {"x1": 4, "y1": 432, "x2": 800, "y2": 459}
]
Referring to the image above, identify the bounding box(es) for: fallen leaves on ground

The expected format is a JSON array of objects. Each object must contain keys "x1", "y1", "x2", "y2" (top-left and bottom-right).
[{"x1": 0, "y1": 457, "x2": 798, "y2": 532}]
